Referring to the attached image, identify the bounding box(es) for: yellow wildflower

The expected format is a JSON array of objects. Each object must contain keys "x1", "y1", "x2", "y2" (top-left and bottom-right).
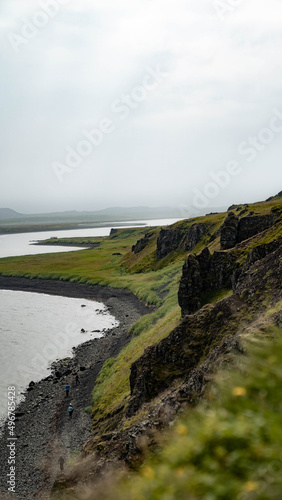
[
  {"x1": 243, "y1": 481, "x2": 259, "y2": 492},
  {"x1": 232, "y1": 386, "x2": 247, "y2": 397},
  {"x1": 175, "y1": 467, "x2": 186, "y2": 478},
  {"x1": 142, "y1": 466, "x2": 155, "y2": 479},
  {"x1": 176, "y1": 424, "x2": 188, "y2": 436}
]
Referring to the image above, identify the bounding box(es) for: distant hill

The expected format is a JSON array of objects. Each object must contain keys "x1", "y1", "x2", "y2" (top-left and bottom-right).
[
  {"x1": 0, "y1": 208, "x2": 24, "y2": 219},
  {"x1": 0, "y1": 205, "x2": 228, "y2": 222},
  {"x1": 0, "y1": 205, "x2": 199, "y2": 234}
]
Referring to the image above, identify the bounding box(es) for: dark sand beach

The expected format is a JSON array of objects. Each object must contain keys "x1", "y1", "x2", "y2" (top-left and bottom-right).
[{"x1": 0, "y1": 276, "x2": 149, "y2": 499}]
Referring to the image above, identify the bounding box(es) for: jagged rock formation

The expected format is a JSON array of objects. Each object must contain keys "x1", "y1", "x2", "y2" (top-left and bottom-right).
[
  {"x1": 220, "y1": 212, "x2": 279, "y2": 250},
  {"x1": 155, "y1": 210, "x2": 277, "y2": 259},
  {"x1": 48, "y1": 198, "x2": 282, "y2": 496},
  {"x1": 220, "y1": 212, "x2": 239, "y2": 249},
  {"x1": 156, "y1": 228, "x2": 183, "y2": 258},
  {"x1": 127, "y1": 242, "x2": 282, "y2": 416},
  {"x1": 178, "y1": 247, "x2": 237, "y2": 316},
  {"x1": 132, "y1": 232, "x2": 154, "y2": 254},
  {"x1": 237, "y1": 213, "x2": 277, "y2": 243},
  {"x1": 178, "y1": 235, "x2": 282, "y2": 318},
  {"x1": 233, "y1": 238, "x2": 281, "y2": 292},
  {"x1": 182, "y1": 223, "x2": 208, "y2": 251},
  {"x1": 156, "y1": 223, "x2": 208, "y2": 259},
  {"x1": 228, "y1": 203, "x2": 249, "y2": 212}
]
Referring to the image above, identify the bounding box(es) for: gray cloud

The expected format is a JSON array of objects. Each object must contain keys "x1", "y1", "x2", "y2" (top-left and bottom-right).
[{"x1": 0, "y1": 0, "x2": 282, "y2": 213}]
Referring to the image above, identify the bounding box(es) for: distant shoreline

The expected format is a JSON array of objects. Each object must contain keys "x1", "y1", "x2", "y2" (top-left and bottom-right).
[
  {"x1": 0, "y1": 221, "x2": 145, "y2": 236},
  {"x1": 32, "y1": 240, "x2": 100, "y2": 249},
  {"x1": 0, "y1": 275, "x2": 148, "y2": 306}
]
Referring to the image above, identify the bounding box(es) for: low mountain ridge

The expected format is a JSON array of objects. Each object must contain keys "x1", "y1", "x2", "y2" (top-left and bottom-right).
[{"x1": 0, "y1": 207, "x2": 24, "y2": 219}]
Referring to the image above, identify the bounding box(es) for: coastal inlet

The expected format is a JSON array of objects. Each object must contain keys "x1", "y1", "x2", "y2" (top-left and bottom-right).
[{"x1": 0, "y1": 289, "x2": 119, "y2": 423}]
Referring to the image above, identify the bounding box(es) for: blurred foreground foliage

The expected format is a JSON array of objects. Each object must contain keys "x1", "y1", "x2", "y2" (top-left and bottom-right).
[{"x1": 92, "y1": 327, "x2": 282, "y2": 500}]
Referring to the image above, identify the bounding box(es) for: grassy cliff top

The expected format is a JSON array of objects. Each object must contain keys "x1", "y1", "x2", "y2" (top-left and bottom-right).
[{"x1": 1, "y1": 196, "x2": 281, "y2": 443}]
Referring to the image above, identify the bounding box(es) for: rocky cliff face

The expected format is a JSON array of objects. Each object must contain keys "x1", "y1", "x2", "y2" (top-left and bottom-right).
[
  {"x1": 48, "y1": 198, "x2": 282, "y2": 497},
  {"x1": 156, "y1": 223, "x2": 208, "y2": 259},
  {"x1": 178, "y1": 236, "x2": 281, "y2": 318},
  {"x1": 132, "y1": 232, "x2": 154, "y2": 254},
  {"x1": 220, "y1": 212, "x2": 239, "y2": 250},
  {"x1": 232, "y1": 238, "x2": 281, "y2": 292},
  {"x1": 237, "y1": 213, "x2": 277, "y2": 243},
  {"x1": 178, "y1": 247, "x2": 237, "y2": 316},
  {"x1": 127, "y1": 241, "x2": 282, "y2": 416},
  {"x1": 220, "y1": 212, "x2": 278, "y2": 250},
  {"x1": 127, "y1": 298, "x2": 237, "y2": 416},
  {"x1": 128, "y1": 209, "x2": 282, "y2": 415},
  {"x1": 156, "y1": 229, "x2": 183, "y2": 259}
]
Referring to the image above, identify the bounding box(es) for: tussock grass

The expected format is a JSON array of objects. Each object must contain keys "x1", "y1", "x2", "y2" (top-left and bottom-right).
[
  {"x1": 0, "y1": 227, "x2": 184, "y2": 426},
  {"x1": 0, "y1": 229, "x2": 175, "y2": 305},
  {"x1": 93, "y1": 328, "x2": 282, "y2": 500},
  {"x1": 92, "y1": 304, "x2": 181, "y2": 424},
  {"x1": 91, "y1": 272, "x2": 182, "y2": 425}
]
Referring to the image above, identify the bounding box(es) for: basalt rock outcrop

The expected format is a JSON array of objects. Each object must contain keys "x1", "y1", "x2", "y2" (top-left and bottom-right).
[
  {"x1": 220, "y1": 211, "x2": 239, "y2": 250},
  {"x1": 237, "y1": 213, "x2": 277, "y2": 243},
  {"x1": 182, "y1": 223, "x2": 208, "y2": 251},
  {"x1": 220, "y1": 212, "x2": 279, "y2": 250},
  {"x1": 132, "y1": 232, "x2": 154, "y2": 254},
  {"x1": 178, "y1": 247, "x2": 237, "y2": 317},
  {"x1": 232, "y1": 238, "x2": 282, "y2": 292},
  {"x1": 127, "y1": 299, "x2": 235, "y2": 417},
  {"x1": 127, "y1": 242, "x2": 282, "y2": 416},
  {"x1": 156, "y1": 228, "x2": 183, "y2": 259},
  {"x1": 156, "y1": 223, "x2": 208, "y2": 259},
  {"x1": 178, "y1": 236, "x2": 282, "y2": 318}
]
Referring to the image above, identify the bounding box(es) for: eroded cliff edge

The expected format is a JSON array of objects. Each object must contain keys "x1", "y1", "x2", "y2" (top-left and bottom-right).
[
  {"x1": 1, "y1": 197, "x2": 281, "y2": 499},
  {"x1": 48, "y1": 197, "x2": 282, "y2": 498}
]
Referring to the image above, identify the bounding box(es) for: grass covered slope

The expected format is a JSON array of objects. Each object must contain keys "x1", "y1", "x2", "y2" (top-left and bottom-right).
[
  {"x1": 0, "y1": 226, "x2": 186, "y2": 428},
  {"x1": 0, "y1": 198, "x2": 281, "y2": 432},
  {"x1": 1, "y1": 196, "x2": 281, "y2": 498},
  {"x1": 0, "y1": 228, "x2": 171, "y2": 305},
  {"x1": 102, "y1": 328, "x2": 282, "y2": 500}
]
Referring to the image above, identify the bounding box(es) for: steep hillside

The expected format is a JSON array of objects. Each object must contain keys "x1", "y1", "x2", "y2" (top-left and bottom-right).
[
  {"x1": 48, "y1": 196, "x2": 281, "y2": 497},
  {"x1": 0, "y1": 195, "x2": 281, "y2": 499},
  {"x1": 79, "y1": 326, "x2": 282, "y2": 500}
]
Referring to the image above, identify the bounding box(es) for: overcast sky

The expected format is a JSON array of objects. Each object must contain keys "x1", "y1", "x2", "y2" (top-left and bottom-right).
[{"x1": 0, "y1": 0, "x2": 282, "y2": 214}]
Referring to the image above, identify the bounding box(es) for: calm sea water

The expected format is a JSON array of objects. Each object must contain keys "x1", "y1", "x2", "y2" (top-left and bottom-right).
[
  {"x1": 0, "y1": 290, "x2": 118, "y2": 423},
  {"x1": 0, "y1": 218, "x2": 181, "y2": 258},
  {"x1": 0, "y1": 218, "x2": 181, "y2": 425}
]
